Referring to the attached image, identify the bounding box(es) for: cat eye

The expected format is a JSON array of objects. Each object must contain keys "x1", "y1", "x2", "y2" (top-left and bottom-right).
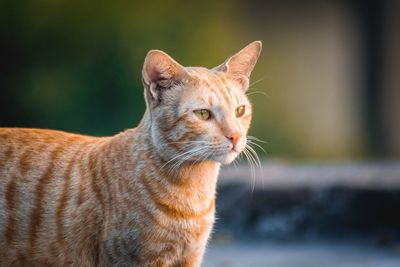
[
  {"x1": 235, "y1": 105, "x2": 246, "y2": 117},
  {"x1": 194, "y1": 109, "x2": 212, "y2": 120}
]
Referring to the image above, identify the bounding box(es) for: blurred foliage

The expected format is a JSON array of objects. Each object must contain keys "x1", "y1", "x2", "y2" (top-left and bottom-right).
[
  {"x1": 0, "y1": 0, "x2": 240, "y2": 135},
  {"x1": 1, "y1": 0, "x2": 396, "y2": 159}
]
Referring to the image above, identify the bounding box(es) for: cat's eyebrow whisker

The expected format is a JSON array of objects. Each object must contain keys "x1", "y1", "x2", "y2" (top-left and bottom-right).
[
  {"x1": 246, "y1": 135, "x2": 268, "y2": 143},
  {"x1": 246, "y1": 90, "x2": 269, "y2": 98},
  {"x1": 248, "y1": 76, "x2": 266, "y2": 87}
]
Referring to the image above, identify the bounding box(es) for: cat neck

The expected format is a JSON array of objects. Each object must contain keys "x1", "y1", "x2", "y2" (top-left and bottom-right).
[{"x1": 106, "y1": 113, "x2": 220, "y2": 216}]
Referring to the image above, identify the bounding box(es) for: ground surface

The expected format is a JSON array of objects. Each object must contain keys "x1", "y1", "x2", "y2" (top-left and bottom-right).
[
  {"x1": 203, "y1": 242, "x2": 400, "y2": 267},
  {"x1": 205, "y1": 161, "x2": 400, "y2": 267}
]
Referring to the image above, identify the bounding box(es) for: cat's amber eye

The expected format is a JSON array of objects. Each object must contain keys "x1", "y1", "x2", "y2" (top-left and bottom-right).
[
  {"x1": 235, "y1": 105, "x2": 246, "y2": 117},
  {"x1": 194, "y1": 109, "x2": 212, "y2": 120}
]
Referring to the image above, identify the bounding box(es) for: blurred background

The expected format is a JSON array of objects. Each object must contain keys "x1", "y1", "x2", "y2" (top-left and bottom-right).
[{"x1": 1, "y1": 0, "x2": 400, "y2": 266}]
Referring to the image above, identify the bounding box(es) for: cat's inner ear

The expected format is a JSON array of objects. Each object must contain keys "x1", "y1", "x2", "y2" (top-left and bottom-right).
[
  {"x1": 214, "y1": 41, "x2": 262, "y2": 91},
  {"x1": 142, "y1": 50, "x2": 186, "y2": 102}
]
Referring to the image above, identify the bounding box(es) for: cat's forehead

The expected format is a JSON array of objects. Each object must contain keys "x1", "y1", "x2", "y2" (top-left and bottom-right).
[
  {"x1": 183, "y1": 67, "x2": 247, "y2": 107},
  {"x1": 186, "y1": 67, "x2": 227, "y2": 87}
]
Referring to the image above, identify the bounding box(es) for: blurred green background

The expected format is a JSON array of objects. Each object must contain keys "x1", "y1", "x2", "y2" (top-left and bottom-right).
[{"x1": 1, "y1": 0, "x2": 399, "y2": 160}]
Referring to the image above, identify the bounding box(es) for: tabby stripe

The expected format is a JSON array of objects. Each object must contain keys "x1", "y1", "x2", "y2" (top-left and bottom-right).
[
  {"x1": 19, "y1": 148, "x2": 32, "y2": 178},
  {"x1": 210, "y1": 78, "x2": 229, "y2": 104},
  {"x1": 220, "y1": 86, "x2": 232, "y2": 106},
  {"x1": 122, "y1": 187, "x2": 153, "y2": 220},
  {"x1": 226, "y1": 86, "x2": 236, "y2": 103},
  {"x1": 160, "y1": 114, "x2": 188, "y2": 133},
  {"x1": 76, "y1": 151, "x2": 87, "y2": 206},
  {"x1": 4, "y1": 144, "x2": 13, "y2": 159},
  {"x1": 193, "y1": 218, "x2": 210, "y2": 239},
  {"x1": 56, "y1": 150, "x2": 80, "y2": 251},
  {"x1": 164, "y1": 136, "x2": 183, "y2": 153},
  {"x1": 16, "y1": 251, "x2": 27, "y2": 265},
  {"x1": 208, "y1": 94, "x2": 214, "y2": 106},
  {"x1": 28, "y1": 145, "x2": 64, "y2": 254},
  {"x1": 88, "y1": 148, "x2": 106, "y2": 213},
  {"x1": 121, "y1": 181, "x2": 170, "y2": 230},
  {"x1": 175, "y1": 131, "x2": 195, "y2": 143},
  {"x1": 112, "y1": 236, "x2": 122, "y2": 259},
  {"x1": 75, "y1": 142, "x2": 93, "y2": 207},
  {"x1": 100, "y1": 149, "x2": 113, "y2": 218},
  {"x1": 4, "y1": 178, "x2": 17, "y2": 244},
  {"x1": 5, "y1": 146, "x2": 30, "y2": 244}
]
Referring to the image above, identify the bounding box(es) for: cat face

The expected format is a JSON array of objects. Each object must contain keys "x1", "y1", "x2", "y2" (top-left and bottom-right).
[{"x1": 142, "y1": 41, "x2": 261, "y2": 165}]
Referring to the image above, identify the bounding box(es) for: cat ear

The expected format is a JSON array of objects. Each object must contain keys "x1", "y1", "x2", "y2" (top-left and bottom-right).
[
  {"x1": 142, "y1": 50, "x2": 186, "y2": 103},
  {"x1": 214, "y1": 41, "x2": 262, "y2": 91}
]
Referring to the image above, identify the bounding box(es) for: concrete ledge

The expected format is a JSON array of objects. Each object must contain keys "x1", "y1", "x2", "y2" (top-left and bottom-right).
[
  {"x1": 219, "y1": 161, "x2": 400, "y2": 190},
  {"x1": 214, "y1": 161, "x2": 400, "y2": 244}
]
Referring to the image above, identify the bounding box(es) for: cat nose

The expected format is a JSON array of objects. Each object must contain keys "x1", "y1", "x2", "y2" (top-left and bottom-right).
[{"x1": 225, "y1": 133, "x2": 241, "y2": 146}]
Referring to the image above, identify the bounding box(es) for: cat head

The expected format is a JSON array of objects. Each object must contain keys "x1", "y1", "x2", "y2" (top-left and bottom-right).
[{"x1": 142, "y1": 41, "x2": 261, "y2": 165}]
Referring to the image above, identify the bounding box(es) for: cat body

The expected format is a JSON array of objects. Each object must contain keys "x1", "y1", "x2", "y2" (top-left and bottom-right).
[{"x1": 0, "y1": 41, "x2": 261, "y2": 266}]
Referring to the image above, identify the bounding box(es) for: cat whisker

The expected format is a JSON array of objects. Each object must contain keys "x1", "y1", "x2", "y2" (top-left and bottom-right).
[
  {"x1": 246, "y1": 142, "x2": 265, "y2": 190},
  {"x1": 246, "y1": 90, "x2": 269, "y2": 98},
  {"x1": 246, "y1": 135, "x2": 268, "y2": 144},
  {"x1": 248, "y1": 76, "x2": 266, "y2": 87},
  {"x1": 170, "y1": 149, "x2": 211, "y2": 175},
  {"x1": 164, "y1": 146, "x2": 211, "y2": 176},
  {"x1": 166, "y1": 140, "x2": 209, "y2": 145},
  {"x1": 242, "y1": 147, "x2": 256, "y2": 193},
  {"x1": 246, "y1": 144, "x2": 262, "y2": 168},
  {"x1": 161, "y1": 146, "x2": 203, "y2": 172},
  {"x1": 246, "y1": 140, "x2": 266, "y2": 153},
  {"x1": 232, "y1": 156, "x2": 241, "y2": 169},
  {"x1": 241, "y1": 138, "x2": 266, "y2": 193}
]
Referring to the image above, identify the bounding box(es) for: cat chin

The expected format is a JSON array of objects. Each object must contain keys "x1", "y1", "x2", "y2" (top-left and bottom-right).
[{"x1": 214, "y1": 150, "x2": 239, "y2": 165}]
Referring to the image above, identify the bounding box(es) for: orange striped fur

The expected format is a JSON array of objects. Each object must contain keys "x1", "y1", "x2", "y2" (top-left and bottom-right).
[{"x1": 0, "y1": 41, "x2": 261, "y2": 266}]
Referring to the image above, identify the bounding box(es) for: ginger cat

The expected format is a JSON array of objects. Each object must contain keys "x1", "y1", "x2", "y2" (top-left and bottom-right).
[{"x1": 0, "y1": 41, "x2": 261, "y2": 266}]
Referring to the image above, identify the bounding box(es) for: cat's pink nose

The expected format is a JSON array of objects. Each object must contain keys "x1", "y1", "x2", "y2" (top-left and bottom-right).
[{"x1": 226, "y1": 133, "x2": 241, "y2": 147}]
